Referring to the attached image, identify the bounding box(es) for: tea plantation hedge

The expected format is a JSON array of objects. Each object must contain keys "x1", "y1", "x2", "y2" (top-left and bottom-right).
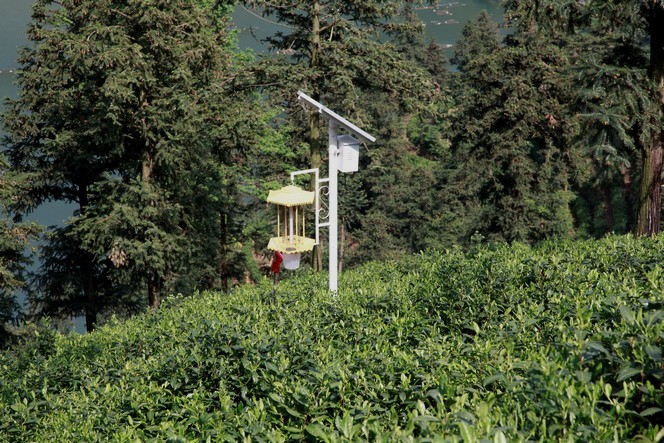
[{"x1": 1, "y1": 235, "x2": 663, "y2": 442}]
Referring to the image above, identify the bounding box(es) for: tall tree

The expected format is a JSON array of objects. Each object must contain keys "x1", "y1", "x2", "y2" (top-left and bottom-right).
[
  {"x1": 242, "y1": 0, "x2": 437, "y2": 268},
  {"x1": 2, "y1": 0, "x2": 124, "y2": 330},
  {"x1": 451, "y1": 10, "x2": 502, "y2": 71},
  {"x1": 70, "y1": 0, "x2": 249, "y2": 310},
  {"x1": 343, "y1": 15, "x2": 454, "y2": 264},
  {"x1": 444, "y1": 14, "x2": 578, "y2": 243},
  {"x1": 502, "y1": 0, "x2": 664, "y2": 236},
  {"x1": 245, "y1": 0, "x2": 436, "y2": 143},
  {"x1": 2, "y1": 0, "x2": 242, "y2": 329},
  {"x1": 573, "y1": 63, "x2": 653, "y2": 234}
]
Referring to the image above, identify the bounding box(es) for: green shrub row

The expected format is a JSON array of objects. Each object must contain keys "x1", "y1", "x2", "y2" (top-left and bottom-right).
[{"x1": 1, "y1": 235, "x2": 662, "y2": 442}]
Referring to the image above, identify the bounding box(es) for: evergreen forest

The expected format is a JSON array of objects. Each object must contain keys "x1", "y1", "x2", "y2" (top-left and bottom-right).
[
  {"x1": 0, "y1": 0, "x2": 663, "y2": 439},
  {"x1": 2, "y1": 0, "x2": 663, "y2": 338}
]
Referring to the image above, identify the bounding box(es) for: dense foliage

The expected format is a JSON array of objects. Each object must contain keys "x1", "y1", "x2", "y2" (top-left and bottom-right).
[
  {"x1": 1, "y1": 235, "x2": 662, "y2": 441},
  {"x1": 241, "y1": 0, "x2": 442, "y2": 269},
  {"x1": 1, "y1": 0, "x2": 254, "y2": 330},
  {"x1": 445, "y1": 15, "x2": 578, "y2": 243},
  {"x1": 502, "y1": 0, "x2": 664, "y2": 236},
  {"x1": 1, "y1": 0, "x2": 663, "y2": 340}
]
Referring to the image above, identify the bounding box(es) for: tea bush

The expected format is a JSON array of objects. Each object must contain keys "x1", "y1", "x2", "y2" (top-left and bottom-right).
[{"x1": 1, "y1": 235, "x2": 662, "y2": 441}]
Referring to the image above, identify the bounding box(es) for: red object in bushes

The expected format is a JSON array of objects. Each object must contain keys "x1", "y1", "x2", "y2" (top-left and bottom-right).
[{"x1": 271, "y1": 251, "x2": 283, "y2": 274}]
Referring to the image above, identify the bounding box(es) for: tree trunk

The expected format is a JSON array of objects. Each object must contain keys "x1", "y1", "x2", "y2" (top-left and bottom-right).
[
  {"x1": 309, "y1": 0, "x2": 323, "y2": 271},
  {"x1": 635, "y1": 4, "x2": 664, "y2": 236},
  {"x1": 220, "y1": 211, "x2": 229, "y2": 292},
  {"x1": 78, "y1": 183, "x2": 97, "y2": 332},
  {"x1": 84, "y1": 277, "x2": 97, "y2": 332},
  {"x1": 602, "y1": 184, "x2": 614, "y2": 231},
  {"x1": 148, "y1": 273, "x2": 161, "y2": 309},
  {"x1": 308, "y1": 1, "x2": 322, "y2": 173},
  {"x1": 310, "y1": 111, "x2": 323, "y2": 271},
  {"x1": 142, "y1": 150, "x2": 154, "y2": 184},
  {"x1": 142, "y1": 149, "x2": 163, "y2": 307},
  {"x1": 635, "y1": 141, "x2": 663, "y2": 236},
  {"x1": 311, "y1": 244, "x2": 323, "y2": 271}
]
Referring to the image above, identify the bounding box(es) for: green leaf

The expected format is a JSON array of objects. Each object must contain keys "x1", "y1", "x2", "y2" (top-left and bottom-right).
[
  {"x1": 645, "y1": 345, "x2": 662, "y2": 362},
  {"x1": 654, "y1": 427, "x2": 664, "y2": 442},
  {"x1": 575, "y1": 370, "x2": 592, "y2": 384},
  {"x1": 459, "y1": 421, "x2": 477, "y2": 443},
  {"x1": 283, "y1": 425, "x2": 303, "y2": 434},
  {"x1": 639, "y1": 407, "x2": 663, "y2": 417},
  {"x1": 585, "y1": 341, "x2": 610, "y2": 357},
  {"x1": 483, "y1": 373, "x2": 505, "y2": 387},
  {"x1": 306, "y1": 424, "x2": 330, "y2": 441},
  {"x1": 494, "y1": 430, "x2": 508, "y2": 443},
  {"x1": 617, "y1": 366, "x2": 642, "y2": 382},
  {"x1": 285, "y1": 406, "x2": 303, "y2": 418},
  {"x1": 645, "y1": 310, "x2": 664, "y2": 328},
  {"x1": 335, "y1": 413, "x2": 354, "y2": 439},
  {"x1": 619, "y1": 306, "x2": 636, "y2": 325}
]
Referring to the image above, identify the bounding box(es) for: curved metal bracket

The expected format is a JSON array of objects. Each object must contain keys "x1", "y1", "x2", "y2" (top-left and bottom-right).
[{"x1": 317, "y1": 184, "x2": 330, "y2": 224}]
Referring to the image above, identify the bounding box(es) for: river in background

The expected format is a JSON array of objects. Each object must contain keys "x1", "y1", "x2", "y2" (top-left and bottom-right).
[{"x1": 1, "y1": 0, "x2": 502, "y2": 330}]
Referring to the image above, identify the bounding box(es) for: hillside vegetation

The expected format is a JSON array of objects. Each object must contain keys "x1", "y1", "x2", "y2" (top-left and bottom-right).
[{"x1": 1, "y1": 235, "x2": 663, "y2": 442}]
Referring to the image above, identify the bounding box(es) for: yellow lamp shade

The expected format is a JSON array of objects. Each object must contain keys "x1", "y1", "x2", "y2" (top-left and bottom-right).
[
  {"x1": 268, "y1": 235, "x2": 316, "y2": 254},
  {"x1": 266, "y1": 185, "x2": 315, "y2": 207}
]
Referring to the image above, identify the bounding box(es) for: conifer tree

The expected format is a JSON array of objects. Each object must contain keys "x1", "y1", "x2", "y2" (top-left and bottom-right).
[
  {"x1": 451, "y1": 10, "x2": 501, "y2": 71},
  {"x1": 243, "y1": 0, "x2": 437, "y2": 154},
  {"x1": 445, "y1": 15, "x2": 577, "y2": 243},
  {"x1": 2, "y1": 0, "x2": 242, "y2": 329},
  {"x1": 242, "y1": 0, "x2": 439, "y2": 267},
  {"x1": 502, "y1": 0, "x2": 664, "y2": 235},
  {"x1": 344, "y1": 16, "x2": 454, "y2": 263}
]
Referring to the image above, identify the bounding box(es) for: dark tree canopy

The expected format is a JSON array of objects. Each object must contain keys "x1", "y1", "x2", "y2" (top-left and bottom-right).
[
  {"x1": 502, "y1": 0, "x2": 664, "y2": 236},
  {"x1": 242, "y1": 0, "x2": 447, "y2": 267},
  {"x1": 2, "y1": 0, "x2": 245, "y2": 330},
  {"x1": 444, "y1": 17, "x2": 579, "y2": 243}
]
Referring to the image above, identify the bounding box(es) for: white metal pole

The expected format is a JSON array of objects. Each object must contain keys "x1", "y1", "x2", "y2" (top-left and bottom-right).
[{"x1": 328, "y1": 121, "x2": 339, "y2": 293}]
